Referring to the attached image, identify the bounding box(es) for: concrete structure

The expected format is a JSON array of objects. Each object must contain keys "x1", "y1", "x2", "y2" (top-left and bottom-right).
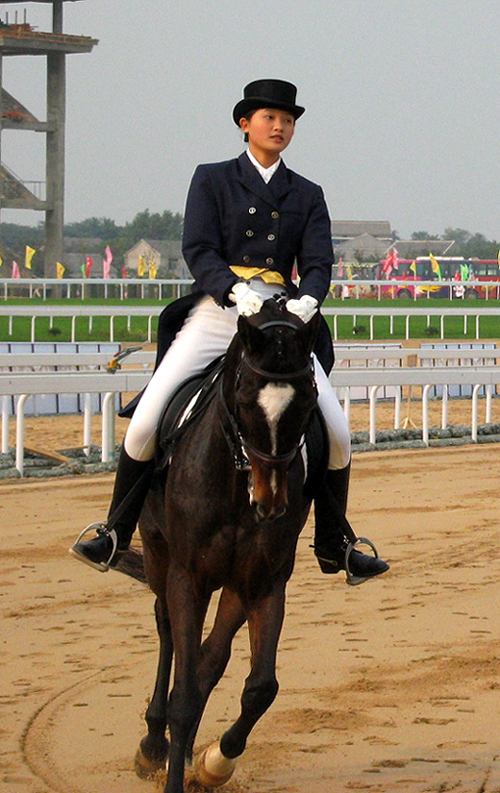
[{"x1": 0, "y1": 1, "x2": 97, "y2": 276}]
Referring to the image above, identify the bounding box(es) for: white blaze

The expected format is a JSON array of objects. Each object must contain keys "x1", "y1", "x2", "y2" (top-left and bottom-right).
[{"x1": 257, "y1": 383, "x2": 295, "y2": 455}]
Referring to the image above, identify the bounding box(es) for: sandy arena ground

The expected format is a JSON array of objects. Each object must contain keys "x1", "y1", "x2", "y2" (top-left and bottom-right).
[{"x1": 1, "y1": 405, "x2": 500, "y2": 793}]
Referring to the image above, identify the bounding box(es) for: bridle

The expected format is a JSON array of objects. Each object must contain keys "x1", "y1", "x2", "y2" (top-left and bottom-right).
[{"x1": 219, "y1": 320, "x2": 317, "y2": 471}]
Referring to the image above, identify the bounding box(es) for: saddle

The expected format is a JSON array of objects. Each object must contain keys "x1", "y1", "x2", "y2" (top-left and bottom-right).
[
  {"x1": 155, "y1": 356, "x2": 225, "y2": 470},
  {"x1": 154, "y1": 355, "x2": 329, "y2": 501}
]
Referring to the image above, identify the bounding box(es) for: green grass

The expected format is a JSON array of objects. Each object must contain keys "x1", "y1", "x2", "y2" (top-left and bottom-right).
[
  {"x1": 321, "y1": 297, "x2": 500, "y2": 341},
  {"x1": 1, "y1": 297, "x2": 500, "y2": 343}
]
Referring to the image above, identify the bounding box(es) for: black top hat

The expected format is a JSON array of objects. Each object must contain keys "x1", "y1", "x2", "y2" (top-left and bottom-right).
[{"x1": 232, "y1": 79, "x2": 305, "y2": 126}]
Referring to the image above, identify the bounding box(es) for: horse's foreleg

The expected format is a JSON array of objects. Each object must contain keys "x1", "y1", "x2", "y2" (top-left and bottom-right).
[
  {"x1": 219, "y1": 585, "x2": 286, "y2": 760},
  {"x1": 165, "y1": 567, "x2": 210, "y2": 793},
  {"x1": 189, "y1": 588, "x2": 246, "y2": 759},
  {"x1": 135, "y1": 595, "x2": 173, "y2": 778}
]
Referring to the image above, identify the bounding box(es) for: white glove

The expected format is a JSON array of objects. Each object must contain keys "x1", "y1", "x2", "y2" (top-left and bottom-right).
[
  {"x1": 229, "y1": 281, "x2": 264, "y2": 316},
  {"x1": 286, "y1": 295, "x2": 319, "y2": 323}
]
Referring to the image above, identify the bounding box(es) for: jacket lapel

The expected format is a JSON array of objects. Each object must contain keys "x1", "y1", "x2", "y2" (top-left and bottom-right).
[{"x1": 235, "y1": 153, "x2": 292, "y2": 206}]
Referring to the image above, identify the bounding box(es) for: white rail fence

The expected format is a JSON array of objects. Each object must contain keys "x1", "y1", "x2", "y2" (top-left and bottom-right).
[
  {"x1": 2, "y1": 304, "x2": 500, "y2": 343},
  {"x1": 2, "y1": 344, "x2": 500, "y2": 476}
]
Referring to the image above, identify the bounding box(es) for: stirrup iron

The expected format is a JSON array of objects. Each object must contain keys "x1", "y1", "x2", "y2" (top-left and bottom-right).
[
  {"x1": 345, "y1": 536, "x2": 379, "y2": 587},
  {"x1": 69, "y1": 522, "x2": 118, "y2": 572}
]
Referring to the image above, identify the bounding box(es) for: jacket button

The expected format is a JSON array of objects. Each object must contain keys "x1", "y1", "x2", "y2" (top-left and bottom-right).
[
  {"x1": 246, "y1": 230, "x2": 254, "y2": 237},
  {"x1": 266, "y1": 257, "x2": 274, "y2": 265},
  {"x1": 267, "y1": 234, "x2": 275, "y2": 241},
  {"x1": 271, "y1": 211, "x2": 279, "y2": 219},
  {"x1": 243, "y1": 255, "x2": 250, "y2": 263},
  {"x1": 249, "y1": 207, "x2": 257, "y2": 214}
]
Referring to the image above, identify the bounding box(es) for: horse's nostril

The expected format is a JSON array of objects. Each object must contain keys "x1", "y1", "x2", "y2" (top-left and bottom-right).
[
  {"x1": 253, "y1": 502, "x2": 267, "y2": 523},
  {"x1": 252, "y1": 501, "x2": 288, "y2": 523}
]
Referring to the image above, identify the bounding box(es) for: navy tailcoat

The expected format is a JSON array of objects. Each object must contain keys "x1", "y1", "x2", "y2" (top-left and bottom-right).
[{"x1": 182, "y1": 152, "x2": 334, "y2": 307}]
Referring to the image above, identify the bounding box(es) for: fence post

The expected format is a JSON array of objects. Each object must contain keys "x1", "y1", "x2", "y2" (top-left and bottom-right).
[
  {"x1": 15, "y1": 394, "x2": 29, "y2": 476},
  {"x1": 83, "y1": 393, "x2": 92, "y2": 456},
  {"x1": 101, "y1": 392, "x2": 116, "y2": 462},
  {"x1": 2, "y1": 395, "x2": 9, "y2": 453}
]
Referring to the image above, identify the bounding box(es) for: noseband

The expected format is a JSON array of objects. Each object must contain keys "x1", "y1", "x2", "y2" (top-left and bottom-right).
[{"x1": 220, "y1": 321, "x2": 317, "y2": 471}]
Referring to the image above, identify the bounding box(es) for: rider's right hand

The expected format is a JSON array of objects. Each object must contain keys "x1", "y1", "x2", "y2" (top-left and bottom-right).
[{"x1": 229, "y1": 281, "x2": 264, "y2": 316}]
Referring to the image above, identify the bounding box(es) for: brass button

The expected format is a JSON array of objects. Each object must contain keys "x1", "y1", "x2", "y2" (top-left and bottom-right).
[
  {"x1": 243, "y1": 255, "x2": 250, "y2": 263},
  {"x1": 267, "y1": 234, "x2": 275, "y2": 241},
  {"x1": 246, "y1": 230, "x2": 254, "y2": 237},
  {"x1": 271, "y1": 211, "x2": 279, "y2": 219},
  {"x1": 266, "y1": 257, "x2": 274, "y2": 265},
  {"x1": 249, "y1": 207, "x2": 257, "y2": 214}
]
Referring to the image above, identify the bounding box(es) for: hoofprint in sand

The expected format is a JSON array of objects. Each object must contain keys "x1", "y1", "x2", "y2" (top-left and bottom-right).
[{"x1": 1, "y1": 438, "x2": 499, "y2": 793}]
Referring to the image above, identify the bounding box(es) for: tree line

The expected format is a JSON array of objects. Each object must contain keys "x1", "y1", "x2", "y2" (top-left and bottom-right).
[{"x1": 0, "y1": 209, "x2": 183, "y2": 275}]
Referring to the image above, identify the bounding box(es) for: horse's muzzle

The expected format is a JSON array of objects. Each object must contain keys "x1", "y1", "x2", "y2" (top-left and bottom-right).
[
  {"x1": 248, "y1": 467, "x2": 289, "y2": 523},
  {"x1": 252, "y1": 500, "x2": 288, "y2": 523}
]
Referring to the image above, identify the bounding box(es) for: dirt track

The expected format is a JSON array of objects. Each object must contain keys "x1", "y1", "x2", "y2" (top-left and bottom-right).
[{"x1": 2, "y1": 439, "x2": 500, "y2": 793}]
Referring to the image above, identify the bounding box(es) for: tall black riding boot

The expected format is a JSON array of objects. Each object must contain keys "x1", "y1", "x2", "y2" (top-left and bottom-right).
[
  {"x1": 313, "y1": 464, "x2": 389, "y2": 584},
  {"x1": 69, "y1": 446, "x2": 155, "y2": 572}
]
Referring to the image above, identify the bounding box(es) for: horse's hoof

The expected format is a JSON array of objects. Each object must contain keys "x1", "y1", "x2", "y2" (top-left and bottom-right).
[
  {"x1": 134, "y1": 745, "x2": 167, "y2": 779},
  {"x1": 194, "y1": 741, "x2": 237, "y2": 787}
]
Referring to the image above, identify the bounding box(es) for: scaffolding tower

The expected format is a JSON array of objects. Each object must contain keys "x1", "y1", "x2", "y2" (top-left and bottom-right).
[{"x1": 0, "y1": 1, "x2": 97, "y2": 275}]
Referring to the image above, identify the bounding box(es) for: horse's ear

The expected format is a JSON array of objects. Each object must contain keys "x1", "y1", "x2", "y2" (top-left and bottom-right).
[{"x1": 237, "y1": 314, "x2": 265, "y2": 354}]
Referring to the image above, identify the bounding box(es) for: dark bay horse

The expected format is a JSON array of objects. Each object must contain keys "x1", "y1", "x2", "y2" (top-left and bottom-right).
[{"x1": 133, "y1": 299, "x2": 321, "y2": 793}]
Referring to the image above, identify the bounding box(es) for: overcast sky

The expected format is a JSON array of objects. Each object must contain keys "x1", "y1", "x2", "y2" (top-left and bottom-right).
[{"x1": 2, "y1": 0, "x2": 500, "y2": 240}]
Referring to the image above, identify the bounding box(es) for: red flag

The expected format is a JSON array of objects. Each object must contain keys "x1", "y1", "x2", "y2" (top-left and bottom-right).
[
  {"x1": 382, "y1": 250, "x2": 394, "y2": 276},
  {"x1": 12, "y1": 261, "x2": 20, "y2": 279},
  {"x1": 121, "y1": 266, "x2": 127, "y2": 279},
  {"x1": 337, "y1": 257, "x2": 344, "y2": 278},
  {"x1": 392, "y1": 247, "x2": 399, "y2": 271},
  {"x1": 85, "y1": 255, "x2": 93, "y2": 278}
]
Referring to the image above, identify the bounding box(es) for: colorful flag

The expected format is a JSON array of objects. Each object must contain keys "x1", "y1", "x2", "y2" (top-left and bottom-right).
[
  {"x1": 25, "y1": 246, "x2": 36, "y2": 270},
  {"x1": 137, "y1": 255, "x2": 146, "y2": 277},
  {"x1": 12, "y1": 261, "x2": 20, "y2": 279},
  {"x1": 102, "y1": 246, "x2": 113, "y2": 279},
  {"x1": 56, "y1": 262, "x2": 65, "y2": 279},
  {"x1": 85, "y1": 255, "x2": 93, "y2": 278},
  {"x1": 102, "y1": 246, "x2": 112, "y2": 279},
  {"x1": 392, "y1": 247, "x2": 399, "y2": 271},
  {"x1": 460, "y1": 263, "x2": 470, "y2": 281},
  {"x1": 346, "y1": 264, "x2": 353, "y2": 280},
  {"x1": 337, "y1": 257, "x2": 344, "y2": 278},
  {"x1": 429, "y1": 253, "x2": 442, "y2": 280},
  {"x1": 409, "y1": 260, "x2": 417, "y2": 275},
  {"x1": 382, "y1": 250, "x2": 394, "y2": 276},
  {"x1": 148, "y1": 261, "x2": 157, "y2": 280},
  {"x1": 121, "y1": 266, "x2": 127, "y2": 279},
  {"x1": 81, "y1": 263, "x2": 86, "y2": 277}
]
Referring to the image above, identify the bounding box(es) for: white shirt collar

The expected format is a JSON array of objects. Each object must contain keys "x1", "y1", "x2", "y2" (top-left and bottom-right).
[{"x1": 246, "y1": 149, "x2": 281, "y2": 183}]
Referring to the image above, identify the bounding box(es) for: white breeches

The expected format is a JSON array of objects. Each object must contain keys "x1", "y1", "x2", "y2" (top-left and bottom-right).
[{"x1": 124, "y1": 281, "x2": 351, "y2": 470}]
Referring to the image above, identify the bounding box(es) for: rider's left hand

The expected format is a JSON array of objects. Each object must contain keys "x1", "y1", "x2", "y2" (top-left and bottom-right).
[{"x1": 286, "y1": 295, "x2": 318, "y2": 323}]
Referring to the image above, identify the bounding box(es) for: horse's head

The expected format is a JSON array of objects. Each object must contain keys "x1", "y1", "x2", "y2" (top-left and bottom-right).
[{"x1": 228, "y1": 299, "x2": 320, "y2": 522}]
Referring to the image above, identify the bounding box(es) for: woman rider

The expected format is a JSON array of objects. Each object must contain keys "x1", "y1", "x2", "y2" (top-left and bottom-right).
[{"x1": 70, "y1": 79, "x2": 389, "y2": 585}]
